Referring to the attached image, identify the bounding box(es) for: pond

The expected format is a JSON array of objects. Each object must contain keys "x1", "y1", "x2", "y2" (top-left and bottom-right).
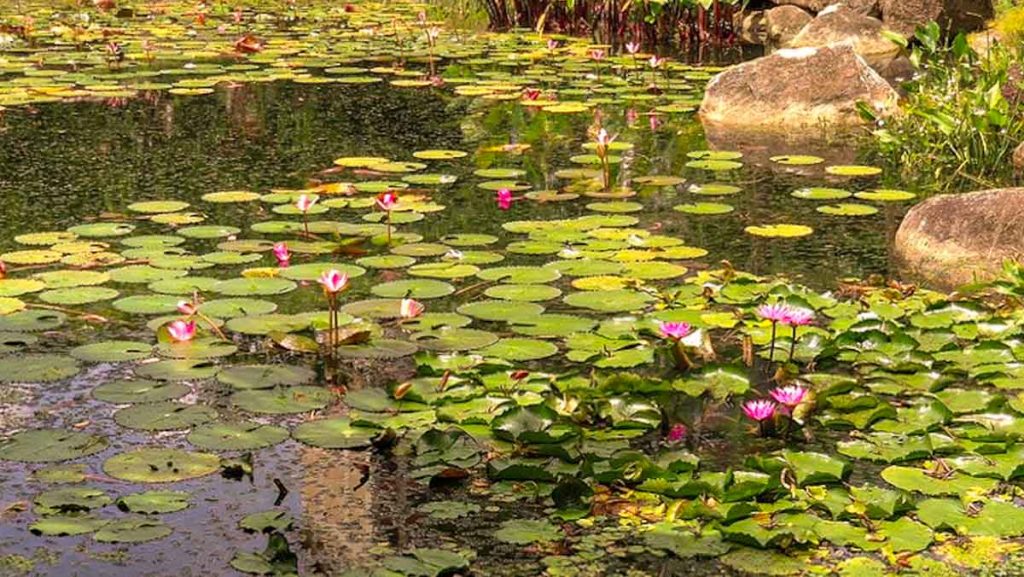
[{"x1": 1, "y1": 4, "x2": 1005, "y2": 577}]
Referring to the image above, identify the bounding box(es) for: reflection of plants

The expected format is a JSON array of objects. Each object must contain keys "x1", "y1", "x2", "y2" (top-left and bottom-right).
[
  {"x1": 475, "y1": 0, "x2": 745, "y2": 47},
  {"x1": 862, "y1": 23, "x2": 1024, "y2": 192}
]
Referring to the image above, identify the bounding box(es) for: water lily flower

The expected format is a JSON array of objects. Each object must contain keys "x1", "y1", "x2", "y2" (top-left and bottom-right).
[
  {"x1": 625, "y1": 41, "x2": 640, "y2": 55},
  {"x1": 757, "y1": 303, "x2": 792, "y2": 322},
  {"x1": 666, "y1": 423, "x2": 687, "y2": 443},
  {"x1": 400, "y1": 298, "x2": 424, "y2": 319},
  {"x1": 510, "y1": 370, "x2": 530, "y2": 382},
  {"x1": 649, "y1": 55, "x2": 665, "y2": 68},
  {"x1": 595, "y1": 127, "x2": 615, "y2": 150},
  {"x1": 318, "y1": 269, "x2": 349, "y2": 294},
  {"x1": 176, "y1": 300, "x2": 197, "y2": 316},
  {"x1": 0, "y1": 260, "x2": 6, "y2": 279},
  {"x1": 758, "y1": 303, "x2": 792, "y2": 362},
  {"x1": 782, "y1": 308, "x2": 814, "y2": 361},
  {"x1": 167, "y1": 320, "x2": 196, "y2": 342},
  {"x1": 770, "y1": 385, "x2": 808, "y2": 407},
  {"x1": 742, "y1": 399, "x2": 777, "y2": 422},
  {"x1": 296, "y1": 194, "x2": 316, "y2": 213},
  {"x1": 658, "y1": 321, "x2": 692, "y2": 341},
  {"x1": 590, "y1": 48, "x2": 606, "y2": 61},
  {"x1": 522, "y1": 88, "x2": 541, "y2": 101},
  {"x1": 496, "y1": 188, "x2": 513, "y2": 211},
  {"x1": 782, "y1": 308, "x2": 815, "y2": 326},
  {"x1": 426, "y1": 26, "x2": 441, "y2": 45},
  {"x1": 273, "y1": 242, "x2": 290, "y2": 267},
  {"x1": 444, "y1": 249, "x2": 464, "y2": 261},
  {"x1": 375, "y1": 191, "x2": 399, "y2": 211},
  {"x1": 547, "y1": 39, "x2": 559, "y2": 51}
]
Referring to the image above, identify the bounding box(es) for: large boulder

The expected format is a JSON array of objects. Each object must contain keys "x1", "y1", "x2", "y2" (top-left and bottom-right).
[
  {"x1": 766, "y1": 5, "x2": 812, "y2": 45},
  {"x1": 894, "y1": 189, "x2": 1024, "y2": 289},
  {"x1": 786, "y1": 6, "x2": 901, "y2": 66},
  {"x1": 699, "y1": 44, "x2": 899, "y2": 132},
  {"x1": 839, "y1": 0, "x2": 881, "y2": 17},
  {"x1": 775, "y1": 0, "x2": 831, "y2": 11},
  {"x1": 879, "y1": 0, "x2": 993, "y2": 37}
]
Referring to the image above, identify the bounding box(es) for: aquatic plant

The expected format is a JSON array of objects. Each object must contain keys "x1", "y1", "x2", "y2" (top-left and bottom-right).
[{"x1": 863, "y1": 23, "x2": 1024, "y2": 192}]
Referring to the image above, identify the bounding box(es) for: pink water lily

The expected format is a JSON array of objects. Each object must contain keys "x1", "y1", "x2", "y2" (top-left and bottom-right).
[
  {"x1": 400, "y1": 298, "x2": 424, "y2": 319},
  {"x1": 496, "y1": 188, "x2": 513, "y2": 211},
  {"x1": 547, "y1": 39, "x2": 559, "y2": 51},
  {"x1": 595, "y1": 127, "x2": 615, "y2": 150},
  {"x1": 657, "y1": 321, "x2": 692, "y2": 341},
  {"x1": 376, "y1": 191, "x2": 399, "y2": 211},
  {"x1": 0, "y1": 259, "x2": 7, "y2": 279},
  {"x1": 769, "y1": 385, "x2": 808, "y2": 407},
  {"x1": 273, "y1": 242, "x2": 290, "y2": 267},
  {"x1": 742, "y1": 399, "x2": 777, "y2": 422},
  {"x1": 666, "y1": 423, "x2": 687, "y2": 443},
  {"x1": 757, "y1": 303, "x2": 792, "y2": 322},
  {"x1": 782, "y1": 308, "x2": 815, "y2": 326},
  {"x1": 318, "y1": 269, "x2": 349, "y2": 294},
  {"x1": 167, "y1": 320, "x2": 196, "y2": 342},
  {"x1": 176, "y1": 300, "x2": 197, "y2": 316},
  {"x1": 590, "y1": 48, "x2": 606, "y2": 61},
  {"x1": 625, "y1": 41, "x2": 640, "y2": 55},
  {"x1": 648, "y1": 55, "x2": 665, "y2": 68},
  {"x1": 296, "y1": 194, "x2": 316, "y2": 213}
]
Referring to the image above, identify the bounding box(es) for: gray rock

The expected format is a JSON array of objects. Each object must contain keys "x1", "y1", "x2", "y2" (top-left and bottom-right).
[
  {"x1": 894, "y1": 188, "x2": 1024, "y2": 289},
  {"x1": 699, "y1": 43, "x2": 899, "y2": 132}
]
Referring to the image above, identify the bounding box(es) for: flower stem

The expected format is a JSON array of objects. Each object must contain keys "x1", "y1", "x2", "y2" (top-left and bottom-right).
[
  {"x1": 768, "y1": 321, "x2": 777, "y2": 362},
  {"x1": 672, "y1": 340, "x2": 693, "y2": 371},
  {"x1": 789, "y1": 325, "x2": 797, "y2": 362}
]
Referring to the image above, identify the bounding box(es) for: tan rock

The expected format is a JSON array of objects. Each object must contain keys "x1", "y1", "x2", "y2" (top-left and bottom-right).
[
  {"x1": 766, "y1": 5, "x2": 813, "y2": 45},
  {"x1": 894, "y1": 188, "x2": 1024, "y2": 289},
  {"x1": 699, "y1": 44, "x2": 899, "y2": 132},
  {"x1": 880, "y1": 0, "x2": 993, "y2": 37},
  {"x1": 787, "y1": 6, "x2": 901, "y2": 66}
]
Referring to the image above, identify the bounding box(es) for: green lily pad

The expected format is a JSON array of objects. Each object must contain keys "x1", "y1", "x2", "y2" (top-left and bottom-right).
[
  {"x1": 231, "y1": 386, "x2": 333, "y2": 414},
  {"x1": 0, "y1": 354, "x2": 80, "y2": 382},
  {"x1": 93, "y1": 518, "x2": 172, "y2": 543},
  {"x1": 292, "y1": 417, "x2": 376, "y2": 449},
  {"x1": 563, "y1": 289, "x2": 654, "y2": 312},
  {"x1": 71, "y1": 340, "x2": 153, "y2": 363},
  {"x1": 187, "y1": 422, "x2": 290, "y2": 451},
  {"x1": 103, "y1": 448, "x2": 221, "y2": 483},
  {"x1": 93, "y1": 379, "x2": 190, "y2": 404},
  {"x1": 0, "y1": 429, "x2": 108, "y2": 463},
  {"x1": 373, "y1": 279, "x2": 455, "y2": 299},
  {"x1": 117, "y1": 490, "x2": 190, "y2": 514},
  {"x1": 217, "y1": 364, "x2": 315, "y2": 390},
  {"x1": 114, "y1": 401, "x2": 217, "y2": 431},
  {"x1": 494, "y1": 519, "x2": 562, "y2": 544}
]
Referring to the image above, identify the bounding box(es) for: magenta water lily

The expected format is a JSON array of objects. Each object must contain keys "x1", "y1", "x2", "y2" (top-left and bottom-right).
[{"x1": 657, "y1": 321, "x2": 695, "y2": 371}]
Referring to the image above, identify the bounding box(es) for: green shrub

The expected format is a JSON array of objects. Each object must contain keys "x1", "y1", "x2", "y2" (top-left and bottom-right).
[{"x1": 861, "y1": 22, "x2": 1024, "y2": 193}]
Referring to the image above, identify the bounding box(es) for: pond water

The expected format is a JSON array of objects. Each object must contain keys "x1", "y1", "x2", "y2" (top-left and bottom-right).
[{"x1": 0, "y1": 7, "x2": 947, "y2": 577}]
